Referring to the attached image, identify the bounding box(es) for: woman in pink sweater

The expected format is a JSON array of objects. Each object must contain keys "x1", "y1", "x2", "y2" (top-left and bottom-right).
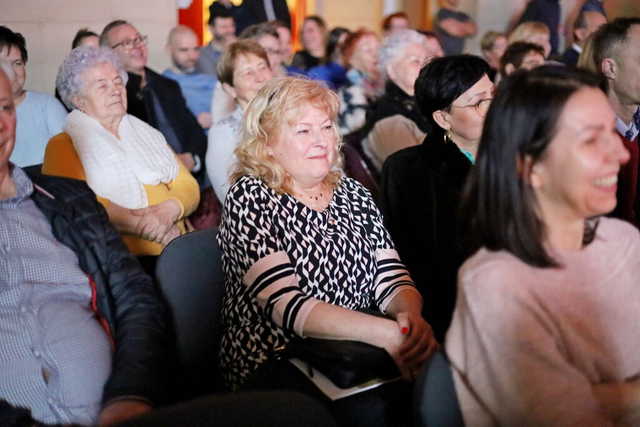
[{"x1": 446, "y1": 66, "x2": 640, "y2": 426}]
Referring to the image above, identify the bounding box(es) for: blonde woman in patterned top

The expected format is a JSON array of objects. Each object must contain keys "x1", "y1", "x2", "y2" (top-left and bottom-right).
[{"x1": 217, "y1": 77, "x2": 436, "y2": 427}]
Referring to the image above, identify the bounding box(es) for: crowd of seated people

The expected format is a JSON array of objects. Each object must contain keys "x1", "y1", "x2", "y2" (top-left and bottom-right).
[{"x1": 3, "y1": 5, "x2": 640, "y2": 427}]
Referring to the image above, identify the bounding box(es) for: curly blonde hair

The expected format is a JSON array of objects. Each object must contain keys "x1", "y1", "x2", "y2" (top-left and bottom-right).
[{"x1": 232, "y1": 77, "x2": 343, "y2": 194}]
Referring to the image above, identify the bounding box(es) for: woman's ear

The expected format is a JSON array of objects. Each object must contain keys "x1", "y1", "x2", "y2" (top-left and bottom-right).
[
  {"x1": 527, "y1": 157, "x2": 545, "y2": 189},
  {"x1": 505, "y1": 63, "x2": 515, "y2": 76},
  {"x1": 386, "y1": 63, "x2": 397, "y2": 84},
  {"x1": 221, "y1": 82, "x2": 237, "y2": 100},
  {"x1": 72, "y1": 96, "x2": 84, "y2": 111},
  {"x1": 432, "y1": 109, "x2": 451, "y2": 131}
]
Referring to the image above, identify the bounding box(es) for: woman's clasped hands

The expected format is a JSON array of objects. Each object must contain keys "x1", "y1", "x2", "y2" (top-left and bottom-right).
[{"x1": 132, "y1": 199, "x2": 182, "y2": 246}]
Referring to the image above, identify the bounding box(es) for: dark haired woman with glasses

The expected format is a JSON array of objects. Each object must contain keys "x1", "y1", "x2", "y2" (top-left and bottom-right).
[
  {"x1": 447, "y1": 66, "x2": 640, "y2": 426},
  {"x1": 380, "y1": 54, "x2": 493, "y2": 342}
]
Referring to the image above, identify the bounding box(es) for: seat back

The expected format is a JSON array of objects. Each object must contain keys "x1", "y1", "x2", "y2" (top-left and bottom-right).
[
  {"x1": 414, "y1": 350, "x2": 464, "y2": 427},
  {"x1": 155, "y1": 228, "x2": 226, "y2": 398},
  {"x1": 342, "y1": 143, "x2": 379, "y2": 198}
]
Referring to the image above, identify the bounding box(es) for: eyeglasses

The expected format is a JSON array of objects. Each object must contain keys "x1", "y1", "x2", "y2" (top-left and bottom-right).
[
  {"x1": 264, "y1": 47, "x2": 283, "y2": 56},
  {"x1": 111, "y1": 34, "x2": 148, "y2": 50},
  {"x1": 450, "y1": 98, "x2": 492, "y2": 114}
]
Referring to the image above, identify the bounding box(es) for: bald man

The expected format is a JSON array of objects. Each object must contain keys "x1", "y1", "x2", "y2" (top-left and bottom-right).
[{"x1": 163, "y1": 26, "x2": 216, "y2": 130}]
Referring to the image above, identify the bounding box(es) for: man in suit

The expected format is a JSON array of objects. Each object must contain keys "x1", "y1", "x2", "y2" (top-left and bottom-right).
[
  {"x1": 100, "y1": 20, "x2": 207, "y2": 186},
  {"x1": 560, "y1": 8, "x2": 606, "y2": 66}
]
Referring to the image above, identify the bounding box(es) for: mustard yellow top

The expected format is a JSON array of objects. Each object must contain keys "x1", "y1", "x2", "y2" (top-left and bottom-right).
[{"x1": 42, "y1": 132, "x2": 200, "y2": 256}]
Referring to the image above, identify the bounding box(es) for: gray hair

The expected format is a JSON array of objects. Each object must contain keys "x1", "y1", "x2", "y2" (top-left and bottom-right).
[
  {"x1": 56, "y1": 46, "x2": 128, "y2": 110},
  {"x1": 378, "y1": 29, "x2": 427, "y2": 79}
]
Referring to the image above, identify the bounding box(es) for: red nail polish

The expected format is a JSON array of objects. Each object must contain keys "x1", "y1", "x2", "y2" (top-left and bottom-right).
[{"x1": 401, "y1": 327, "x2": 409, "y2": 335}]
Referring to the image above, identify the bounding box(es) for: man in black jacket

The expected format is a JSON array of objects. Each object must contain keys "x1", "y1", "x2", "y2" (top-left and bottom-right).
[
  {"x1": 0, "y1": 66, "x2": 168, "y2": 425},
  {"x1": 99, "y1": 20, "x2": 208, "y2": 187}
]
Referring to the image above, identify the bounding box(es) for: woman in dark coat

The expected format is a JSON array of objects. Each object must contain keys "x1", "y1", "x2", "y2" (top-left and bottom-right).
[{"x1": 379, "y1": 55, "x2": 493, "y2": 342}]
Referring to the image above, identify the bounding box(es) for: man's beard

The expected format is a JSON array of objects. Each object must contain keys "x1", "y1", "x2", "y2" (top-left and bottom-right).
[{"x1": 174, "y1": 60, "x2": 196, "y2": 73}]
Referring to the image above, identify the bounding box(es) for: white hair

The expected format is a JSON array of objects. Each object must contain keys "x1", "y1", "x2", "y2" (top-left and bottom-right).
[
  {"x1": 56, "y1": 46, "x2": 128, "y2": 110},
  {"x1": 378, "y1": 29, "x2": 428, "y2": 79}
]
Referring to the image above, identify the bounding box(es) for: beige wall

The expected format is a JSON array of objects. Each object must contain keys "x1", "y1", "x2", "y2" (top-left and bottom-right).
[
  {"x1": 312, "y1": 0, "x2": 384, "y2": 32},
  {"x1": 3, "y1": 0, "x2": 177, "y2": 94}
]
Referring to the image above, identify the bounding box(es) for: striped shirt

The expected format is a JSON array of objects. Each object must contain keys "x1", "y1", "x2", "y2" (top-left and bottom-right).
[{"x1": 218, "y1": 175, "x2": 419, "y2": 389}]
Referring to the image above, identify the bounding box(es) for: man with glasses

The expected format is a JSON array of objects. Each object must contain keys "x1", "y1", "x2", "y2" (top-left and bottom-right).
[
  {"x1": 100, "y1": 20, "x2": 208, "y2": 187},
  {"x1": 163, "y1": 25, "x2": 216, "y2": 131}
]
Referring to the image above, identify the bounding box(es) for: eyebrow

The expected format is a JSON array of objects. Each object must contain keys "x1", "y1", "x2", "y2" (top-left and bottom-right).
[
  {"x1": 466, "y1": 89, "x2": 492, "y2": 101},
  {"x1": 295, "y1": 118, "x2": 331, "y2": 126},
  {"x1": 577, "y1": 123, "x2": 608, "y2": 134}
]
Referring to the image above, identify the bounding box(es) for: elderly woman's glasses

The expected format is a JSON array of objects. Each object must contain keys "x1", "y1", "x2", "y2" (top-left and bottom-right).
[
  {"x1": 450, "y1": 98, "x2": 492, "y2": 114},
  {"x1": 111, "y1": 34, "x2": 148, "y2": 50}
]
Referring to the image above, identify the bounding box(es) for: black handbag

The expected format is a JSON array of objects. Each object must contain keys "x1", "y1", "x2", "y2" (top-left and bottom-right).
[{"x1": 284, "y1": 337, "x2": 400, "y2": 389}]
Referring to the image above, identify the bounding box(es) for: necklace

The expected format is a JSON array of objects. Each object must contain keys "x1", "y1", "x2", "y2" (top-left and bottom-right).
[
  {"x1": 290, "y1": 183, "x2": 333, "y2": 211},
  {"x1": 296, "y1": 190, "x2": 324, "y2": 201}
]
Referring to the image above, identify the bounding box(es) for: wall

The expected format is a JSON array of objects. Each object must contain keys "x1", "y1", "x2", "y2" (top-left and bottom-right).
[
  {"x1": 312, "y1": 0, "x2": 384, "y2": 32},
  {"x1": 3, "y1": 0, "x2": 177, "y2": 94}
]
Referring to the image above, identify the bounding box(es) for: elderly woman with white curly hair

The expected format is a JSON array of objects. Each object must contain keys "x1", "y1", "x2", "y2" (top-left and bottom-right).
[
  {"x1": 357, "y1": 29, "x2": 444, "y2": 172},
  {"x1": 42, "y1": 47, "x2": 199, "y2": 259}
]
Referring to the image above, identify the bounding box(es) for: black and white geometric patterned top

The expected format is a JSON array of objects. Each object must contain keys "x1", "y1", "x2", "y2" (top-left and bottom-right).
[{"x1": 218, "y1": 174, "x2": 417, "y2": 389}]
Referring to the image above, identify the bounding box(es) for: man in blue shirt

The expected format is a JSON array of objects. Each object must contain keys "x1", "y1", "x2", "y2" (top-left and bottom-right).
[
  {"x1": 163, "y1": 26, "x2": 216, "y2": 131},
  {"x1": 197, "y1": 6, "x2": 237, "y2": 77}
]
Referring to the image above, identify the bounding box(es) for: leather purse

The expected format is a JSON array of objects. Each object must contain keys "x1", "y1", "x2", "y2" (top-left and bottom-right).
[{"x1": 284, "y1": 337, "x2": 400, "y2": 389}]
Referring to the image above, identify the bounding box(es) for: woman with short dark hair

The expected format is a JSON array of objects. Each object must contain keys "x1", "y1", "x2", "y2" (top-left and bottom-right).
[
  {"x1": 447, "y1": 66, "x2": 640, "y2": 425},
  {"x1": 380, "y1": 55, "x2": 493, "y2": 342},
  {"x1": 0, "y1": 25, "x2": 67, "y2": 167}
]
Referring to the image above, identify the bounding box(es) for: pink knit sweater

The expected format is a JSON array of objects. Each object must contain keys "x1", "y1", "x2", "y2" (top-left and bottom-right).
[{"x1": 446, "y1": 217, "x2": 640, "y2": 426}]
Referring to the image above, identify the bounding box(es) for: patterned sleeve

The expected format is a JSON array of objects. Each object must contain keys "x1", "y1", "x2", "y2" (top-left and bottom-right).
[
  {"x1": 355, "y1": 180, "x2": 421, "y2": 312},
  {"x1": 220, "y1": 177, "x2": 320, "y2": 336}
]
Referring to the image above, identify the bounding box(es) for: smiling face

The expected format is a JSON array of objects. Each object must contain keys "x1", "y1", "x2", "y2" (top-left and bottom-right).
[
  {"x1": 106, "y1": 24, "x2": 148, "y2": 75},
  {"x1": 269, "y1": 104, "x2": 338, "y2": 189},
  {"x1": 302, "y1": 20, "x2": 325, "y2": 53},
  {"x1": 226, "y1": 53, "x2": 273, "y2": 108},
  {"x1": 437, "y1": 74, "x2": 494, "y2": 147},
  {"x1": 388, "y1": 41, "x2": 441, "y2": 96},
  {"x1": 0, "y1": 45, "x2": 26, "y2": 97},
  {"x1": 531, "y1": 87, "x2": 630, "y2": 226},
  {"x1": 0, "y1": 70, "x2": 16, "y2": 176},
  {"x1": 75, "y1": 62, "x2": 127, "y2": 126}
]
